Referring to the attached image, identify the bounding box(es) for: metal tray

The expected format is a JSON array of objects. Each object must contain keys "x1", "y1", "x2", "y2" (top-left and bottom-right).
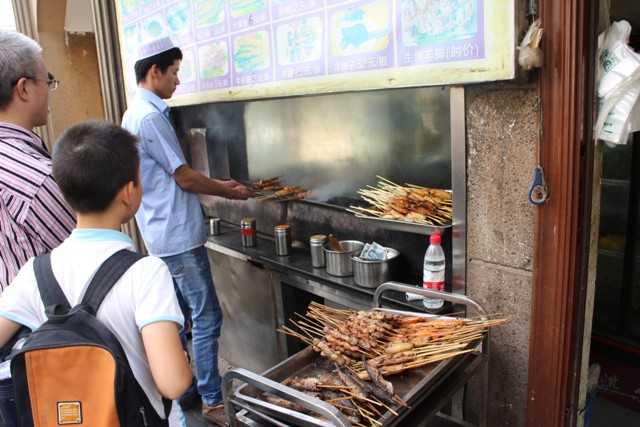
[
  {"x1": 352, "y1": 214, "x2": 452, "y2": 236},
  {"x1": 223, "y1": 283, "x2": 489, "y2": 427},
  {"x1": 228, "y1": 345, "x2": 473, "y2": 427}
]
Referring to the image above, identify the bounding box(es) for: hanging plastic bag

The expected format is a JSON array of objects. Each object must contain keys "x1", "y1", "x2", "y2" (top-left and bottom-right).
[
  {"x1": 594, "y1": 20, "x2": 640, "y2": 145},
  {"x1": 518, "y1": 19, "x2": 543, "y2": 70}
]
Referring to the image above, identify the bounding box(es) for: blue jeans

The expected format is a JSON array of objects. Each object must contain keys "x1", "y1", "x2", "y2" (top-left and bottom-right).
[{"x1": 161, "y1": 246, "x2": 222, "y2": 406}]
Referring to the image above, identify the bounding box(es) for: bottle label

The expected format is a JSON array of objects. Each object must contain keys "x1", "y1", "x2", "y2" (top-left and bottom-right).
[
  {"x1": 423, "y1": 269, "x2": 444, "y2": 291},
  {"x1": 423, "y1": 281, "x2": 445, "y2": 291},
  {"x1": 423, "y1": 269, "x2": 445, "y2": 310}
]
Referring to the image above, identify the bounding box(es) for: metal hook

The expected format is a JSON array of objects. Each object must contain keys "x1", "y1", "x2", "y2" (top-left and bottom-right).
[{"x1": 528, "y1": 165, "x2": 549, "y2": 205}]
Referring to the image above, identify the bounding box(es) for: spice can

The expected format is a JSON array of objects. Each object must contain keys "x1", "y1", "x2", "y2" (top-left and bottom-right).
[
  {"x1": 274, "y1": 224, "x2": 291, "y2": 256},
  {"x1": 310, "y1": 234, "x2": 327, "y2": 268},
  {"x1": 209, "y1": 217, "x2": 221, "y2": 236},
  {"x1": 240, "y1": 218, "x2": 256, "y2": 247}
]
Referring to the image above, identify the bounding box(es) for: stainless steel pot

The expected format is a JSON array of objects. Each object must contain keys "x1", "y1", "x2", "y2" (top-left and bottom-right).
[
  {"x1": 352, "y1": 248, "x2": 400, "y2": 288},
  {"x1": 323, "y1": 240, "x2": 364, "y2": 277}
]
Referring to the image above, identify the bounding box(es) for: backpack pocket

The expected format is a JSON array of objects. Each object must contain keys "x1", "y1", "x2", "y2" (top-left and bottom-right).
[{"x1": 19, "y1": 346, "x2": 120, "y2": 426}]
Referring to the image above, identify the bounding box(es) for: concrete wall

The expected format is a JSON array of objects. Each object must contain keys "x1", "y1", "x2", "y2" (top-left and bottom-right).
[
  {"x1": 37, "y1": 0, "x2": 104, "y2": 140},
  {"x1": 465, "y1": 84, "x2": 539, "y2": 426}
]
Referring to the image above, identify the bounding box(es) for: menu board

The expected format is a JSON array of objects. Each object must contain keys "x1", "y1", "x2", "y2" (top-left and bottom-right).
[{"x1": 115, "y1": 0, "x2": 514, "y2": 106}]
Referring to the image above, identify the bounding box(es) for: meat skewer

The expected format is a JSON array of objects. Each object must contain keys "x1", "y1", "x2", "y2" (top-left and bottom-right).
[
  {"x1": 349, "y1": 176, "x2": 452, "y2": 226},
  {"x1": 321, "y1": 390, "x2": 361, "y2": 420},
  {"x1": 277, "y1": 303, "x2": 508, "y2": 426},
  {"x1": 363, "y1": 357, "x2": 395, "y2": 400},
  {"x1": 283, "y1": 376, "x2": 321, "y2": 392},
  {"x1": 338, "y1": 366, "x2": 403, "y2": 412},
  {"x1": 264, "y1": 394, "x2": 312, "y2": 414}
]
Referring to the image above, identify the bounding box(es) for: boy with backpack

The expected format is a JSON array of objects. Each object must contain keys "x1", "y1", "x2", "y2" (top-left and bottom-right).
[{"x1": 0, "y1": 121, "x2": 193, "y2": 426}]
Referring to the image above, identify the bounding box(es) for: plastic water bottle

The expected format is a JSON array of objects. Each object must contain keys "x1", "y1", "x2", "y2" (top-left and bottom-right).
[{"x1": 422, "y1": 233, "x2": 445, "y2": 312}]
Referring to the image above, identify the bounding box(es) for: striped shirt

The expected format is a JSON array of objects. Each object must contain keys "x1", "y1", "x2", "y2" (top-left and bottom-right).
[{"x1": 0, "y1": 122, "x2": 76, "y2": 290}]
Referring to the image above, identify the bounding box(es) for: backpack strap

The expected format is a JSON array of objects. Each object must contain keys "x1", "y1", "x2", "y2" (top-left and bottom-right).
[
  {"x1": 163, "y1": 398, "x2": 172, "y2": 420},
  {"x1": 81, "y1": 250, "x2": 174, "y2": 417},
  {"x1": 34, "y1": 254, "x2": 71, "y2": 316},
  {"x1": 81, "y1": 249, "x2": 144, "y2": 314}
]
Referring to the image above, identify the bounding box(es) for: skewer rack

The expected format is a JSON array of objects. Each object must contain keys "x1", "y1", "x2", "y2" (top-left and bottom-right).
[{"x1": 222, "y1": 282, "x2": 489, "y2": 427}]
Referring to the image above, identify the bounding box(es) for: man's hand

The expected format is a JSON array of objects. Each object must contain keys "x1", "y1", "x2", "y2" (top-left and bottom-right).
[
  {"x1": 221, "y1": 179, "x2": 243, "y2": 189},
  {"x1": 174, "y1": 166, "x2": 254, "y2": 199},
  {"x1": 220, "y1": 180, "x2": 253, "y2": 199},
  {"x1": 228, "y1": 184, "x2": 253, "y2": 200}
]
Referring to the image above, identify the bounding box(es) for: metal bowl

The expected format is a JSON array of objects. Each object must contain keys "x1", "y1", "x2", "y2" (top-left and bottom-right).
[
  {"x1": 323, "y1": 240, "x2": 364, "y2": 277},
  {"x1": 352, "y1": 248, "x2": 400, "y2": 288}
]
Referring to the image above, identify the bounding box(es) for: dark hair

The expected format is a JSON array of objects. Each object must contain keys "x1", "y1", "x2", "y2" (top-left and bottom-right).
[
  {"x1": 134, "y1": 47, "x2": 182, "y2": 83},
  {"x1": 52, "y1": 121, "x2": 139, "y2": 214}
]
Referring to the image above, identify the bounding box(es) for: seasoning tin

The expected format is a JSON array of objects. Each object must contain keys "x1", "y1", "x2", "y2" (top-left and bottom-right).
[
  {"x1": 209, "y1": 217, "x2": 221, "y2": 236},
  {"x1": 310, "y1": 234, "x2": 327, "y2": 268},
  {"x1": 240, "y1": 218, "x2": 256, "y2": 247},
  {"x1": 274, "y1": 224, "x2": 291, "y2": 256}
]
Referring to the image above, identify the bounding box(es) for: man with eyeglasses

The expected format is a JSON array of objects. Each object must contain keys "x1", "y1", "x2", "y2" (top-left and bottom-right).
[{"x1": 0, "y1": 31, "x2": 75, "y2": 292}]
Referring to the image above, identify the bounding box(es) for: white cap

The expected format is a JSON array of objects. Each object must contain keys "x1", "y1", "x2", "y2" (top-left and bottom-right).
[{"x1": 136, "y1": 37, "x2": 176, "y2": 61}]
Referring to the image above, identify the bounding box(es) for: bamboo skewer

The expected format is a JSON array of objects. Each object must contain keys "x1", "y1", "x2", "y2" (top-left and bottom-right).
[
  {"x1": 317, "y1": 384, "x2": 352, "y2": 390},
  {"x1": 350, "y1": 177, "x2": 453, "y2": 226},
  {"x1": 326, "y1": 396, "x2": 353, "y2": 403}
]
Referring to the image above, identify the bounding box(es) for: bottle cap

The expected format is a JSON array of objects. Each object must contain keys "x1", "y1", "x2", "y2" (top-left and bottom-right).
[{"x1": 430, "y1": 233, "x2": 441, "y2": 245}]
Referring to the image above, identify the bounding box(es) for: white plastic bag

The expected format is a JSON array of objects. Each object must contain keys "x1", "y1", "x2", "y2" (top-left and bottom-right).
[
  {"x1": 595, "y1": 21, "x2": 640, "y2": 144},
  {"x1": 518, "y1": 19, "x2": 543, "y2": 70}
]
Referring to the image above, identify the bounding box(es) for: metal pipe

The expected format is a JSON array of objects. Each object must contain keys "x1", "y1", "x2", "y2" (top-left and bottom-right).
[
  {"x1": 373, "y1": 282, "x2": 487, "y2": 319},
  {"x1": 450, "y1": 87, "x2": 467, "y2": 295},
  {"x1": 222, "y1": 368, "x2": 350, "y2": 427}
]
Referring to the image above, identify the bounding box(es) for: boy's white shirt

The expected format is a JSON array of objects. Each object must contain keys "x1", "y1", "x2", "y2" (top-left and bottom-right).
[{"x1": 0, "y1": 229, "x2": 184, "y2": 418}]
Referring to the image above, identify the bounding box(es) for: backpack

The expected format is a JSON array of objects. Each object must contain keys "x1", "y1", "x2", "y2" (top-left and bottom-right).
[{"x1": 10, "y1": 249, "x2": 171, "y2": 427}]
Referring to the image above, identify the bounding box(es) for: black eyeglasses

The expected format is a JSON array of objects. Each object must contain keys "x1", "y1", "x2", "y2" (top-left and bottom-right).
[{"x1": 11, "y1": 72, "x2": 60, "y2": 91}]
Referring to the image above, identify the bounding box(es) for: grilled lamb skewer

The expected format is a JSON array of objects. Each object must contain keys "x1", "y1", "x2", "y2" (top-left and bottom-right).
[
  {"x1": 264, "y1": 394, "x2": 311, "y2": 413},
  {"x1": 363, "y1": 357, "x2": 395, "y2": 398},
  {"x1": 283, "y1": 376, "x2": 321, "y2": 392},
  {"x1": 335, "y1": 366, "x2": 368, "y2": 401}
]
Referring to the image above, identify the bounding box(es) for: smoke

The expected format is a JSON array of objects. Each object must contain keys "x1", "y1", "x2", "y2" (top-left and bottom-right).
[{"x1": 305, "y1": 180, "x2": 357, "y2": 202}]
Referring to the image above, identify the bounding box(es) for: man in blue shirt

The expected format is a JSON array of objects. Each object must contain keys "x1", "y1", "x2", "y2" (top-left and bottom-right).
[{"x1": 122, "y1": 38, "x2": 251, "y2": 425}]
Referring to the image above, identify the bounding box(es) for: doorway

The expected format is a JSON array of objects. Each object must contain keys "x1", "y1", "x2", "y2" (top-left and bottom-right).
[{"x1": 588, "y1": 1, "x2": 640, "y2": 425}]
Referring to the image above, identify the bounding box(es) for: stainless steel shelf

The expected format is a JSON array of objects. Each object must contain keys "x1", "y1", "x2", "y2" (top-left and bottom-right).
[{"x1": 353, "y1": 214, "x2": 452, "y2": 235}]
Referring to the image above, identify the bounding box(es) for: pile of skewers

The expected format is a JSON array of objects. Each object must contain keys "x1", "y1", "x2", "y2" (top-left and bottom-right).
[
  {"x1": 348, "y1": 176, "x2": 452, "y2": 226},
  {"x1": 273, "y1": 302, "x2": 507, "y2": 426},
  {"x1": 262, "y1": 367, "x2": 401, "y2": 426},
  {"x1": 249, "y1": 176, "x2": 309, "y2": 202},
  {"x1": 250, "y1": 176, "x2": 283, "y2": 192}
]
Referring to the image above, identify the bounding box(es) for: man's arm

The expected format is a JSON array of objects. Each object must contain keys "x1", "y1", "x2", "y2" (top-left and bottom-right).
[
  {"x1": 141, "y1": 322, "x2": 192, "y2": 400},
  {"x1": 24, "y1": 177, "x2": 76, "y2": 250},
  {"x1": 138, "y1": 115, "x2": 252, "y2": 200},
  {"x1": 173, "y1": 165, "x2": 252, "y2": 199}
]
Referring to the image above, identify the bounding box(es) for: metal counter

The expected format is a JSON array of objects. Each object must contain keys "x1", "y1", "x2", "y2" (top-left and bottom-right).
[
  {"x1": 178, "y1": 86, "x2": 466, "y2": 294},
  {"x1": 205, "y1": 223, "x2": 430, "y2": 312}
]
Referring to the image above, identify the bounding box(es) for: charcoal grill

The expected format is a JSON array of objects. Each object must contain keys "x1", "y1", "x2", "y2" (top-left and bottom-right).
[{"x1": 222, "y1": 282, "x2": 489, "y2": 427}]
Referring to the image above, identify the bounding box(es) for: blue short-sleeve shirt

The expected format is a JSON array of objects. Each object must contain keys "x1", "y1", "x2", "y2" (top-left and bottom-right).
[{"x1": 122, "y1": 88, "x2": 205, "y2": 257}]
